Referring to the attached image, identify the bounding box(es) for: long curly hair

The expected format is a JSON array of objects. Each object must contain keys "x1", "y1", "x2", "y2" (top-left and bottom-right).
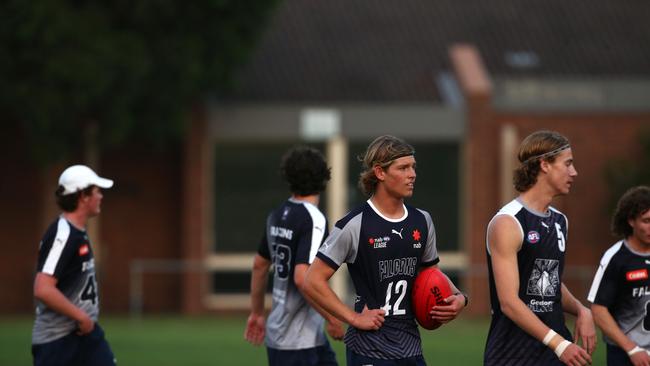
[{"x1": 611, "y1": 186, "x2": 650, "y2": 238}]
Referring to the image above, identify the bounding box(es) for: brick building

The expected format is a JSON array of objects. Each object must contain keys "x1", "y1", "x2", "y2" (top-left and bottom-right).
[{"x1": 1, "y1": 0, "x2": 649, "y2": 316}]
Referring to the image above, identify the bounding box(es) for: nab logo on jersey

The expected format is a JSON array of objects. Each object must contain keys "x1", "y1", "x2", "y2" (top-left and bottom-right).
[
  {"x1": 626, "y1": 269, "x2": 649, "y2": 281},
  {"x1": 412, "y1": 229, "x2": 421, "y2": 241},
  {"x1": 412, "y1": 229, "x2": 422, "y2": 248},
  {"x1": 527, "y1": 231, "x2": 540, "y2": 244}
]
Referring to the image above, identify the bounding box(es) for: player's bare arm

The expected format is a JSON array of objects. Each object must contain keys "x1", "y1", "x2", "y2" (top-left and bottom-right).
[
  {"x1": 294, "y1": 263, "x2": 344, "y2": 340},
  {"x1": 305, "y1": 258, "x2": 385, "y2": 331},
  {"x1": 561, "y1": 284, "x2": 596, "y2": 355},
  {"x1": 428, "y1": 265, "x2": 465, "y2": 323},
  {"x1": 244, "y1": 254, "x2": 270, "y2": 346},
  {"x1": 592, "y1": 304, "x2": 650, "y2": 366},
  {"x1": 34, "y1": 272, "x2": 94, "y2": 335},
  {"x1": 489, "y1": 215, "x2": 591, "y2": 365}
]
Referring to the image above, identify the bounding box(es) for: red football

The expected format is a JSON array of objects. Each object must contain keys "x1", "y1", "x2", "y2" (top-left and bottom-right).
[{"x1": 412, "y1": 267, "x2": 453, "y2": 330}]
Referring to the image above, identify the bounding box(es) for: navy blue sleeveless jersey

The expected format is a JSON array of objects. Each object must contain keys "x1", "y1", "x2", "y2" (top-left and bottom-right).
[
  {"x1": 33, "y1": 217, "x2": 100, "y2": 345},
  {"x1": 588, "y1": 240, "x2": 650, "y2": 349},
  {"x1": 484, "y1": 199, "x2": 572, "y2": 366},
  {"x1": 317, "y1": 200, "x2": 438, "y2": 360},
  {"x1": 258, "y1": 198, "x2": 330, "y2": 350}
]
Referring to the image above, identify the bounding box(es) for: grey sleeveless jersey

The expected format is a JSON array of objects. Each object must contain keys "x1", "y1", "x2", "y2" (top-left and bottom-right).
[
  {"x1": 258, "y1": 198, "x2": 328, "y2": 350},
  {"x1": 32, "y1": 217, "x2": 100, "y2": 344}
]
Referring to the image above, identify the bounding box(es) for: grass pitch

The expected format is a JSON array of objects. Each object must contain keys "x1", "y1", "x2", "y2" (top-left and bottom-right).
[{"x1": 0, "y1": 315, "x2": 605, "y2": 365}]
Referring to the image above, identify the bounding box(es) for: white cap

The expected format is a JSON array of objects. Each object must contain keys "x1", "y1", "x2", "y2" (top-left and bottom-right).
[{"x1": 58, "y1": 165, "x2": 114, "y2": 195}]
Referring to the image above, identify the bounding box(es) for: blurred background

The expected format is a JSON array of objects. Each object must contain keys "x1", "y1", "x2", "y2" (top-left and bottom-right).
[{"x1": 1, "y1": 0, "x2": 649, "y2": 364}]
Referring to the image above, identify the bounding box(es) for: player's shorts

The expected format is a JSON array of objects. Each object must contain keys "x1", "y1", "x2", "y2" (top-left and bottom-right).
[
  {"x1": 267, "y1": 340, "x2": 338, "y2": 366},
  {"x1": 346, "y1": 349, "x2": 426, "y2": 366},
  {"x1": 32, "y1": 323, "x2": 116, "y2": 366},
  {"x1": 606, "y1": 343, "x2": 633, "y2": 366}
]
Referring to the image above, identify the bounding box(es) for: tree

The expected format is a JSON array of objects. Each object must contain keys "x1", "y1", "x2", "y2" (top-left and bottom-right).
[{"x1": 0, "y1": 0, "x2": 279, "y2": 163}]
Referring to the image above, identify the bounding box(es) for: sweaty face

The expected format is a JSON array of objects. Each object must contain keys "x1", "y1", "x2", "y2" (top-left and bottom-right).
[
  {"x1": 629, "y1": 210, "x2": 650, "y2": 248},
  {"x1": 544, "y1": 149, "x2": 577, "y2": 196},
  {"x1": 380, "y1": 155, "x2": 416, "y2": 199}
]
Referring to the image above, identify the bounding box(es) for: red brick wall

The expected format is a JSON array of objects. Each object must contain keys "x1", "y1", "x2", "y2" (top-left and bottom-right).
[{"x1": 100, "y1": 143, "x2": 183, "y2": 313}]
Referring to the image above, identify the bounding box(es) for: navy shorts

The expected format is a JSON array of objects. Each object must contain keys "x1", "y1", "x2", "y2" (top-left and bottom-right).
[
  {"x1": 32, "y1": 324, "x2": 116, "y2": 366},
  {"x1": 267, "y1": 339, "x2": 338, "y2": 366},
  {"x1": 606, "y1": 343, "x2": 633, "y2": 366},
  {"x1": 346, "y1": 349, "x2": 426, "y2": 366}
]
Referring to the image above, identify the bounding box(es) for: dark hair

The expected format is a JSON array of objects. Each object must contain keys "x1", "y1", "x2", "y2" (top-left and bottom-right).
[
  {"x1": 358, "y1": 135, "x2": 415, "y2": 196},
  {"x1": 55, "y1": 185, "x2": 95, "y2": 212},
  {"x1": 611, "y1": 186, "x2": 650, "y2": 238},
  {"x1": 513, "y1": 130, "x2": 570, "y2": 192},
  {"x1": 281, "y1": 146, "x2": 330, "y2": 196}
]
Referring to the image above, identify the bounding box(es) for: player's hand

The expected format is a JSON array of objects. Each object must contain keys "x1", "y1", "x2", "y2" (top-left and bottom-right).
[
  {"x1": 629, "y1": 349, "x2": 650, "y2": 366},
  {"x1": 350, "y1": 305, "x2": 385, "y2": 331},
  {"x1": 573, "y1": 307, "x2": 597, "y2": 355},
  {"x1": 559, "y1": 343, "x2": 592, "y2": 366},
  {"x1": 244, "y1": 313, "x2": 266, "y2": 346},
  {"x1": 429, "y1": 294, "x2": 464, "y2": 324},
  {"x1": 76, "y1": 313, "x2": 94, "y2": 335},
  {"x1": 326, "y1": 318, "x2": 345, "y2": 340}
]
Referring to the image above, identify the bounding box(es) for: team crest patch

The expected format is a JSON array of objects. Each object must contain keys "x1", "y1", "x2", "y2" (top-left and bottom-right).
[
  {"x1": 79, "y1": 244, "x2": 89, "y2": 256},
  {"x1": 626, "y1": 269, "x2": 648, "y2": 281},
  {"x1": 527, "y1": 231, "x2": 540, "y2": 244},
  {"x1": 527, "y1": 259, "x2": 560, "y2": 297}
]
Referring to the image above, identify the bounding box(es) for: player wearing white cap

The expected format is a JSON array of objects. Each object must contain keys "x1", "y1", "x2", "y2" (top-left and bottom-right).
[{"x1": 32, "y1": 165, "x2": 116, "y2": 366}]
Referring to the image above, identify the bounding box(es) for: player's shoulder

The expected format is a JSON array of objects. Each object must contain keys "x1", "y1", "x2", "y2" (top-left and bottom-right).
[
  {"x1": 409, "y1": 204, "x2": 430, "y2": 217},
  {"x1": 489, "y1": 200, "x2": 524, "y2": 229},
  {"x1": 598, "y1": 240, "x2": 628, "y2": 265},
  {"x1": 334, "y1": 203, "x2": 366, "y2": 229},
  {"x1": 549, "y1": 205, "x2": 568, "y2": 223},
  {"x1": 496, "y1": 199, "x2": 525, "y2": 218},
  {"x1": 42, "y1": 216, "x2": 73, "y2": 240},
  {"x1": 40, "y1": 217, "x2": 85, "y2": 251}
]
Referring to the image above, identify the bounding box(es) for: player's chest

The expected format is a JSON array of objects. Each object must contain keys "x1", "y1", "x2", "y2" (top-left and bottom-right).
[
  {"x1": 358, "y1": 223, "x2": 426, "y2": 261},
  {"x1": 617, "y1": 257, "x2": 650, "y2": 297},
  {"x1": 520, "y1": 217, "x2": 566, "y2": 255}
]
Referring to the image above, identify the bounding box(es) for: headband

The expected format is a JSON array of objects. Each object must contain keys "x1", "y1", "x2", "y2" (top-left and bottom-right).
[
  {"x1": 374, "y1": 151, "x2": 415, "y2": 168},
  {"x1": 522, "y1": 144, "x2": 570, "y2": 164}
]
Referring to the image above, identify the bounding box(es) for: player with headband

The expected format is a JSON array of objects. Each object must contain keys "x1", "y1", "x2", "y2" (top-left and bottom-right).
[{"x1": 484, "y1": 130, "x2": 596, "y2": 365}]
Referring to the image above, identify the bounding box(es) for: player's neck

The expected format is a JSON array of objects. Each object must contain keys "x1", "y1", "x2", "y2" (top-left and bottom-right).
[
  {"x1": 369, "y1": 194, "x2": 405, "y2": 219},
  {"x1": 518, "y1": 188, "x2": 553, "y2": 214},
  {"x1": 626, "y1": 235, "x2": 650, "y2": 253},
  {"x1": 62, "y1": 211, "x2": 89, "y2": 230},
  {"x1": 292, "y1": 194, "x2": 319, "y2": 206}
]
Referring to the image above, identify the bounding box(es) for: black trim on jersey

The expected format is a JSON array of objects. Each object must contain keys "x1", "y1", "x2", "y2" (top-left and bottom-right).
[
  {"x1": 421, "y1": 257, "x2": 439, "y2": 267},
  {"x1": 316, "y1": 252, "x2": 340, "y2": 270},
  {"x1": 334, "y1": 204, "x2": 365, "y2": 230},
  {"x1": 258, "y1": 230, "x2": 271, "y2": 260}
]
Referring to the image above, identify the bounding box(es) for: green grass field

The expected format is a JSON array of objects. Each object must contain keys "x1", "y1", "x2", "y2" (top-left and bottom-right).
[{"x1": 0, "y1": 315, "x2": 606, "y2": 365}]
